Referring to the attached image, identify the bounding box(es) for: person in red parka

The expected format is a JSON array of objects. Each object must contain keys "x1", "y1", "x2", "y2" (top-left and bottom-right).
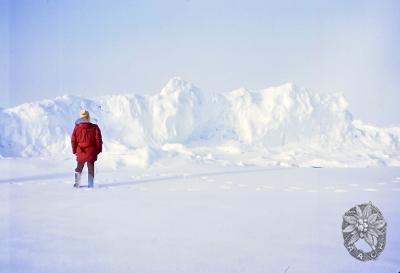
[{"x1": 71, "y1": 109, "x2": 103, "y2": 188}]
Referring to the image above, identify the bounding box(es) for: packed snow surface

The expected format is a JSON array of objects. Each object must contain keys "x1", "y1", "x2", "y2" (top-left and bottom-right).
[
  {"x1": 1, "y1": 77, "x2": 399, "y2": 167},
  {"x1": 1, "y1": 158, "x2": 399, "y2": 273}
]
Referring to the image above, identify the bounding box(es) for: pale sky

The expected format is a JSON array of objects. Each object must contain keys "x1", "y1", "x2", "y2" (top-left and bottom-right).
[{"x1": 1, "y1": 0, "x2": 399, "y2": 125}]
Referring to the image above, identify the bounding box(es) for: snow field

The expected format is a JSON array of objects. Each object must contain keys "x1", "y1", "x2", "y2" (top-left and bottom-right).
[{"x1": 1, "y1": 159, "x2": 399, "y2": 273}]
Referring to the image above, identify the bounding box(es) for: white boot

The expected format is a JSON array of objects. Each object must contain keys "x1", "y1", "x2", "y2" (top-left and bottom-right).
[{"x1": 74, "y1": 172, "x2": 81, "y2": 188}]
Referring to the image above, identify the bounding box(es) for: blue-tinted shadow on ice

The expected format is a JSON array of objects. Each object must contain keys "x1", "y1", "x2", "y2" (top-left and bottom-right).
[
  {"x1": 0, "y1": 167, "x2": 294, "y2": 187},
  {"x1": 0, "y1": 172, "x2": 71, "y2": 184},
  {"x1": 97, "y1": 167, "x2": 289, "y2": 188}
]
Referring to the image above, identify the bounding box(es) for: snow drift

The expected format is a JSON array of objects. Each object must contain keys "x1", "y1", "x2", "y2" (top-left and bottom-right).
[{"x1": 0, "y1": 77, "x2": 399, "y2": 167}]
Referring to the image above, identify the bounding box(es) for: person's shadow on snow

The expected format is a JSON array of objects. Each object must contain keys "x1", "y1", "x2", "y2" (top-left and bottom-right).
[
  {"x1": 0, "y1": 167, "x2": 288, "y2": 187},
  {"x1": 97, "y1": 167, "x2": 286, "y2": 188},
  {"x1": 0, "y1": 172, "x2": 71, "y2": 184}
]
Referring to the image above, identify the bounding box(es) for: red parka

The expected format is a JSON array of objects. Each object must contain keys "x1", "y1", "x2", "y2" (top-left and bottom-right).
[{"x1": 71, "y1": 122, "x2": 103, "y2": 163}]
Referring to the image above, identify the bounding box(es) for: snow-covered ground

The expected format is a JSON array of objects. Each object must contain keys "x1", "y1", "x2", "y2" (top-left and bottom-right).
[
  {"x1": 1, "y1": 79, "x2": 399, "y2": 272},
  {"x1": 0, "y1": 157, "x2": 399, "y2": 273}
]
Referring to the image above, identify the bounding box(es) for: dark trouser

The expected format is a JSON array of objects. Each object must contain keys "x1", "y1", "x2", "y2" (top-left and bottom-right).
[{"x1": 75, "y1": 161, "x2": 95, "y2": 177}]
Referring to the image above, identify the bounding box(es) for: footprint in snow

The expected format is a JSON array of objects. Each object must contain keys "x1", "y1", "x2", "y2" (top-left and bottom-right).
[
  {"x1": 284, "y1": 186, "x2": 303, "y2": 191},
  {"x1": 362, "y1": 188, "x2": 378, "y2": 192},
  {"x1": 129, "y1": 186, "x2": 144, "y2": 191},
  {"x1": 131, "y1": 175, "x2": 141, "y2": 179},
  {"x1": 257, "y1": 186, "x2": 273, "y2": 191}
]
